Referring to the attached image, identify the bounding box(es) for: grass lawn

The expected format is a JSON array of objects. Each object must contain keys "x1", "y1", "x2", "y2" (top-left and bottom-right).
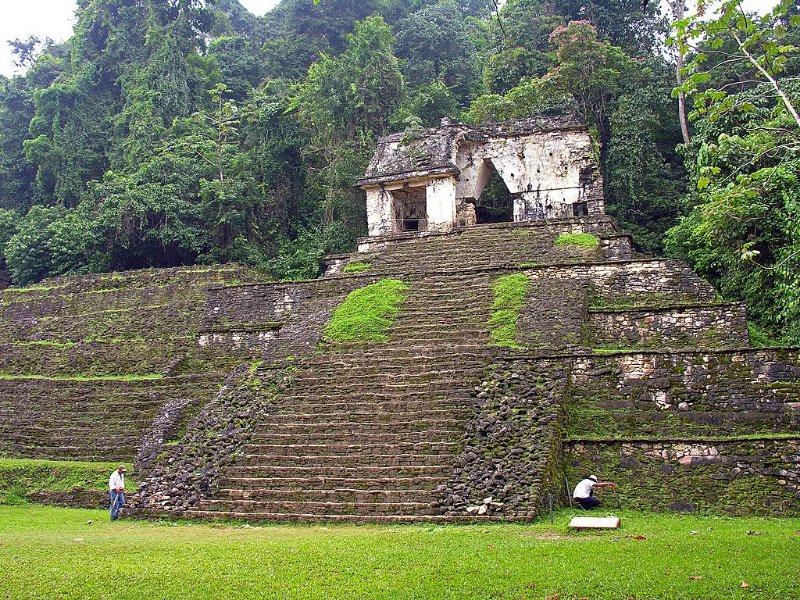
[{"x1": 1, "y1": 505, "x2": 799, "y2": 599}]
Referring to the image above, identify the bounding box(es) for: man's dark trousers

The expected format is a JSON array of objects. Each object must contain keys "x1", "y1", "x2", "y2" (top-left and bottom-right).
[{"x1": 575, "y1": 496, "x2": 600, "y2": 509}]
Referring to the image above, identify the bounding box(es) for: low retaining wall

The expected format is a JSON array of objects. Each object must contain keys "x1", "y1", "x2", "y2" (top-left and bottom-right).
[{"x1": 565, "y1": 438, "x2": 800, "y2": 515}]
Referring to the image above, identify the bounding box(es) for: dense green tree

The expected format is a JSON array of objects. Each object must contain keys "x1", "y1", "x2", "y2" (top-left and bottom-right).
[
  {"x1": 292, "y1": 15, "x2": 404, "y2": 259},
  {"x1": 552, "y1": 0, "x2": 665, "y2": 54},
  {"x1": 394, "y1": 1, "x2": 480, "y2": 106},
  {"x1": 208, "y1": 36, "x2": 264, "y2": 101},
  {"x1": 605, "y1": 65, "x2": 687, "y2": 252},
  {"x1": 667, "y1": 0, "x2": 800, "y2": 341}
]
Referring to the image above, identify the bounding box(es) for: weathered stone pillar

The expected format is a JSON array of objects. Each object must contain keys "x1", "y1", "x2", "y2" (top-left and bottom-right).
[
  {"x1": 365, "y1": 187, "x2": 394, "y2": 236},
  {"x1": 426, "y1": 177, "x2": 457, "y2": 233}
]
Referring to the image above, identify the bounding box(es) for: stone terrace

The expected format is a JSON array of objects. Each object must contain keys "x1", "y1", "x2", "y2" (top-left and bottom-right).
[
  {"x1": 0, "y1": 266, "x2": 268, "y2": 464},
  {"x1": 2, "y1": 217, "x2": 798, "y2": 519},
  {"x1": 148, "y1": 216, "x2": 796, "y2": 521}
]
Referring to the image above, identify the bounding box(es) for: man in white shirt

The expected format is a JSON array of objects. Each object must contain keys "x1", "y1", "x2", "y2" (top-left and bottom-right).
[
  {"x1": 573, "y1": 475, "x2": 616, "y2": 509},
  {"x1": 109, "y1": 465, "x2": 126, "y2": 521}
]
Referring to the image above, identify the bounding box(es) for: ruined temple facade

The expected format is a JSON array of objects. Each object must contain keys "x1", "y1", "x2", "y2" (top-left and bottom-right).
[{"x1": 357, "y1": 116, "x2": 604, "y2": 236}]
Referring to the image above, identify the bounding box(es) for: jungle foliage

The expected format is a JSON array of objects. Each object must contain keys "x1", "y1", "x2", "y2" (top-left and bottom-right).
[{"x1": 0, "y1": 0, "x2": 797, "y2": 341}]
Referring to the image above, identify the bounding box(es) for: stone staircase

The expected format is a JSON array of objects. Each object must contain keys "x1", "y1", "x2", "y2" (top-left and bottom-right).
[
  {"x1": 356, "y1": 217, "x2": 628, "y2": 275},
  {"x1": 188, "y1": 272, "x2": 494, "y2": 521},
  {"x1": 183, "y1": 217, "x2": 769, "y2": 522}
]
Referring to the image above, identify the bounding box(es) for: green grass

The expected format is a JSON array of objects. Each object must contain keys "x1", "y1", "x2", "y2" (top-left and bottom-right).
[
  {"x1": 0, "y1": 459, "x2": 136, "y2": 504},
  {"x1": 554, "y1": 232, "x2": 601, "y2": 248},
  {"x1": 322, "y1": 279, "x2": 409, "y2": 344},
  {"x1": 488, "y1": 273, "x2": 529, "y2": 348},
  {"x1": 0, "y1": 374, "x2": 163, "y2": 381},
  {"x1": 342, "y1": 261, "x2": 371, "y2": 274},
  {"x1": 0, "y1": 505, "x2": 798, "y2": 599}
]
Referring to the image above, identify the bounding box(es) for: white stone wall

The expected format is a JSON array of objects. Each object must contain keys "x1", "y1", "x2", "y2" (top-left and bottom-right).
[
  {"x1": 425, "y1": 177, "x2": 457, "y2": 232},
  {"x1": 455, "y1": 130, "x2": 594, "y2": 220},
  {"x1": 365, "y1": 188, "x2": 395, "y2": 236}
]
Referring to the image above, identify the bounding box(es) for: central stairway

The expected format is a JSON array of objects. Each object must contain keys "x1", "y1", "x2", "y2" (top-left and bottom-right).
[{"x1": 189, "y1": 272, "x2": 493, "y2": 521}]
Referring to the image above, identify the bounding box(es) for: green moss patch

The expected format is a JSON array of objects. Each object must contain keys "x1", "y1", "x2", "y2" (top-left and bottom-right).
[
  {"x1": 488, "y1": 273, "x2": 529, "y2": 348},
  {"x1": 12, "y1": 340, "x2": 77, "y2": 349},
  {"x1": 0, "y1": 459, "x2": 137, "y2": 505},
  {"x1": 322, "y1": 279, "x2": 408, "y2": 344},
  {"x1": 555, "y1": 232, "x2": 600, "y2": 248},
  {"x1": 342, "y1": 261, "x2": 370, "y2": 274}
]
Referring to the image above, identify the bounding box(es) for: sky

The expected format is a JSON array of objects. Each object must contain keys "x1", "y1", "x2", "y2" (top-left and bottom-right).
[{"x1": 0, "y1": 0, "x2": 784, "y2": 77}]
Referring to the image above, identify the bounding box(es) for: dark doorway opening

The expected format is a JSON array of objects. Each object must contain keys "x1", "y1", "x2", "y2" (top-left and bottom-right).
[
  {"x1": 392, "y1": 187, "x2": 427, "y2": 232},
  {"x1": 476, "y1": 167, "x2": 514, "y2": 224}
]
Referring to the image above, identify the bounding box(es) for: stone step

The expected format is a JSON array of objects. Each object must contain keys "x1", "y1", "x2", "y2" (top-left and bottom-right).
[
  {"x1": 240, "y1": 441, "x2": 457, "y2": 456},
  {"x1": 264, "y1": 409, "x2": 472, "y2": 423},
  {"x1": 0, "y1": 430, "x2": 144, "y2": 444},
  {"x1": 290, "y1": 368, "x2": 476, "y2": 383},
  {"x1": 0, "y1": 444, "x2": 137, "y2": 461},
  {"x1": 393, "y1": 306, "x2": 491, "y2": 316},
  {"x1": 223, "y1": 464, "x2": 452, "y2": 478},
  {"x1": 196, "y1": 499, "x2": 442, "y2": 516},
  {"x1": 0, "y1": 412, "x2": 160, "y2": 425},
  {"x1": 296, "y1": 355, "x2": 485, "y2": 370},
  {"x1": 276, "y1": 382, "x2": 478, "y2": 396},
  {"x1": 267, "y1": 398, "x2": 470, "y2": 413},
  {"x1": 303, "y1": 348, "x2": 486, "y2": 363},
  {"x1": 233, "y1": 453, "x2": 454, "y2": 467},
  {"x1": 387, "y1": 325, "x2": 489, "y2": 336},
  {"x1": 0, "y1": 396, "x2": 168, "y2": 411},
  {"x1": 250, "y1": 430, "x2": 460, "y2": 443},
  {"x1": 278, "y1": 388, "x2": 473, "y2": 400},
  {"x1": 0, "y1": 413, "x2": 159, "y2": 426},
  {"x1": 259, "y1": 420, "x2": 464, "y2": 434},
  {"x1": 217, "y1": 476, "x2": 445, "y2": 491},
  {"x1": 213, "y1": 488, "x2": 439, "y2": 504}
]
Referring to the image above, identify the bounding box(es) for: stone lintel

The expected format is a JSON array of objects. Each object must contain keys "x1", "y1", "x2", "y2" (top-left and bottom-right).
[{"x1": 357, "y1": 168, "x2": 458, "y2": 189}]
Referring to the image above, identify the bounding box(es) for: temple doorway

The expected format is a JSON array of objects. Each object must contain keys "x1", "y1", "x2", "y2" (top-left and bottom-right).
[
  {"x1": 391, "y1": 187, "x2": 428, "y2": 232},
  {"x1": 476, "y1": 167, "x2": 514, "y2": 224}
]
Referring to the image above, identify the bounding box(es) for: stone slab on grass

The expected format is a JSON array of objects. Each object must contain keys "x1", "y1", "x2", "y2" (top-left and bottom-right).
[{"x1": 569, "y1": 516, "x2": 620, "y2": 529}]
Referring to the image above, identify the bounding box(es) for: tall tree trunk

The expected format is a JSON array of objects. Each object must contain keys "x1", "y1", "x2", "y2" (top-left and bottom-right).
[{"x1": 669, "y1": 0, "x2": 691, "y2": 144}]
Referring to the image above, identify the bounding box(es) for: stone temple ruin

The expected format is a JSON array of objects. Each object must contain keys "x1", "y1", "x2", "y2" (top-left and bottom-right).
[
  {"x1": 357, "y1": 116, "x2": 604, "y2": 236},
  {"x1": 0, "y1": 118, "x2": 798, "y2": 520}
]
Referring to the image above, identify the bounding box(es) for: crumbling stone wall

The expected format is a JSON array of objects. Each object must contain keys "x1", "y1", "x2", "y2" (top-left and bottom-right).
[
  {"x1": 131, "y1": 362, "x2": 294, "y2": 514},
  {"x1": 516, "y1": 272, "x2": 590, "y2": 350},
  {"x1": 200, "y1": 274, "x2": 380, "y2": 359},
  {"x1": 586, "y1": 303, "x2": 749, "y2": 349},
  {"x1": 520, "y1": 260, "x2": 717, "y2": 301},
  {"x1": 440, "y1": 357, "x2": 568, "y2": 519},
  {"x1": 568, "y1": 349, "x2": 800, "y2": 438}
]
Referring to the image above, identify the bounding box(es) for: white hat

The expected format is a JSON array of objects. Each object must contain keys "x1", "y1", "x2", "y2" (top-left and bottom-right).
[{"x1": 589, "y1": 475, "x2": 598, "y2": 482}]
